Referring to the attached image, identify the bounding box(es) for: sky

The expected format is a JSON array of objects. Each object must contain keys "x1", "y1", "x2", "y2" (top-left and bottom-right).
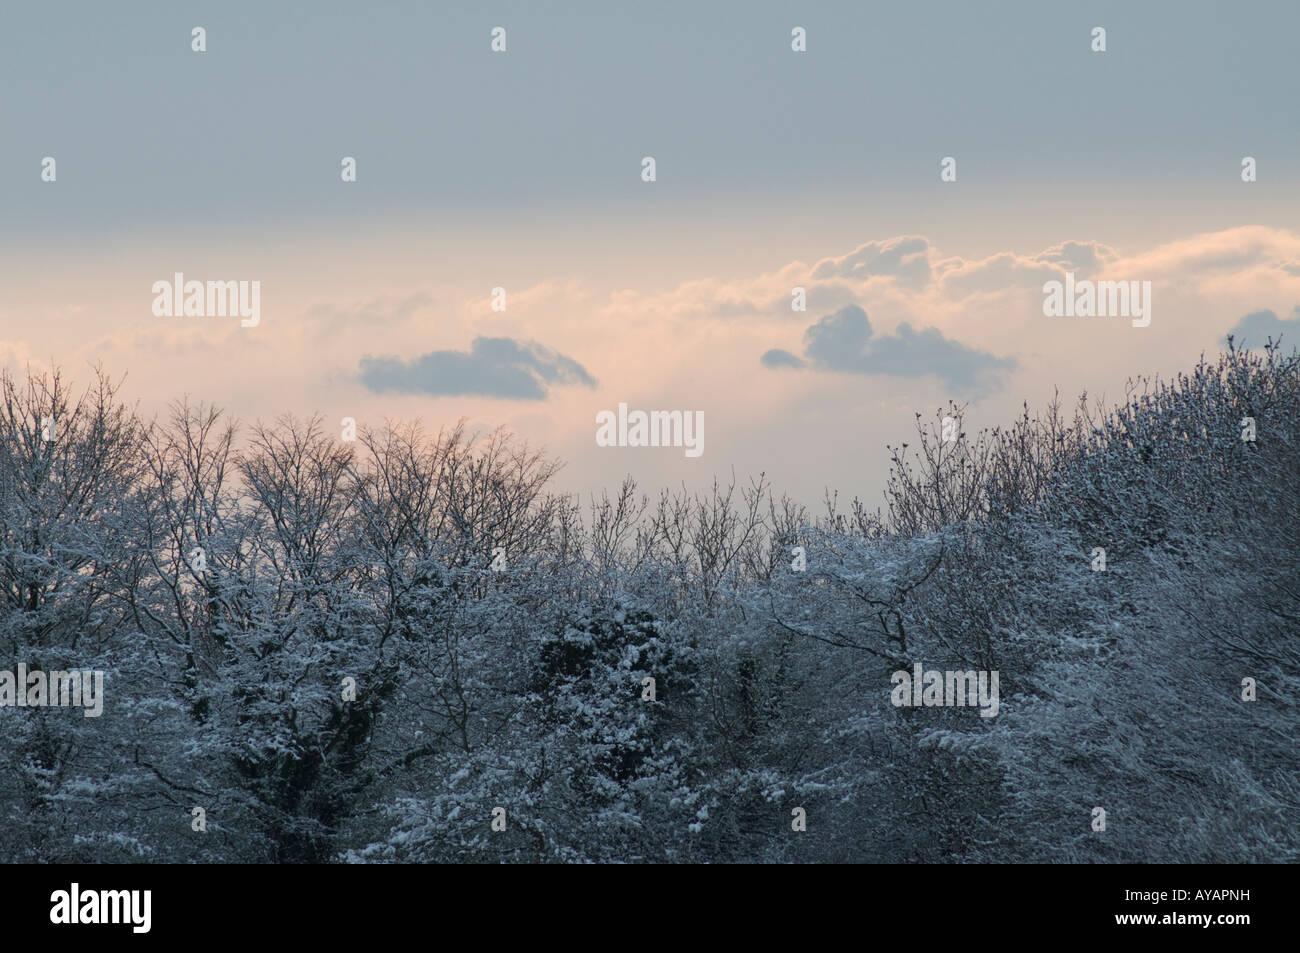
[{"x1": 1, "y1": 0, "x2": 1297, "y2": 509}]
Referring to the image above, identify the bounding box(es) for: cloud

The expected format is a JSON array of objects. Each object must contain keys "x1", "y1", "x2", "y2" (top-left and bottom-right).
[
  {"x1": 806, "y1": 236, "x2": 1117, "y2": 300},
  {"x1": 1033, "y1": 240, "x2": 1119, "y2": 278},
  {"x1": 810, "y1": 236, "x2": 933, "y2": 289},
  {"x1": 1224, "y1": 306, "x2": 1300, "y2": 348},
  {"x1": 760, "y1": 348, "x2": 805, "y2": 369},
  {"x1": 763, "y1": 304, "x2": 1016, "y2": 396},
  {"x1": 1122, "y1": 226, "x2": 1300, "y2": 279},
  {"x1": 359, "y1": 336, "x2": 597, "y2": 400},
  {"x1": 936, "y1": 251, "x2": 1062, "y2": 297}
]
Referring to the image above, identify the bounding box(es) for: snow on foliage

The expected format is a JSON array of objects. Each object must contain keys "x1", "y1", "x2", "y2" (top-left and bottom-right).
[{"x1": 0, "y1": 342, "x2": 1296, "y2": 862}]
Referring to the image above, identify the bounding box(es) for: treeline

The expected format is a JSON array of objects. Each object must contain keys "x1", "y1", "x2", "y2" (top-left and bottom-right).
[{"x1": 0, "y1": 340, "x2": 1296, "y2": 862}]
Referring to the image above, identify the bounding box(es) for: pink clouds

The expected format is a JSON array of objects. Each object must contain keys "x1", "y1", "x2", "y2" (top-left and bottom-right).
[{"x1": 1, "y1": 224, "x2": 1296, "y2": 511}]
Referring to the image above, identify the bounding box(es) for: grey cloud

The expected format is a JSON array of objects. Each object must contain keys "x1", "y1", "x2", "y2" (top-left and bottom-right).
[
  {"x1": 760, "y1": 348, "x2": 806, "y2": 369},
  {"x1": 1225, "y1": 307, "x2": 1300, "y2": 348},
  {"x1": 359, "y1": 336, "x2": 597, "y2": 400},
  {"x1": 763, "y1": 304, "x2": 1016, "y2": 397}
]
